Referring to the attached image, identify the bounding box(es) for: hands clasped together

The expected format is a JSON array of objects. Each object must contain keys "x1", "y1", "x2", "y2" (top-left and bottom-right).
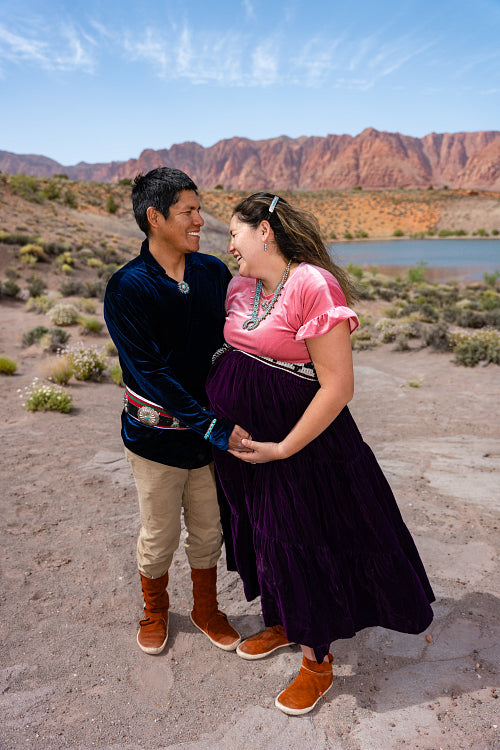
[{"x1": 229, "y1": 436, "x2": 283, "y2": 464}]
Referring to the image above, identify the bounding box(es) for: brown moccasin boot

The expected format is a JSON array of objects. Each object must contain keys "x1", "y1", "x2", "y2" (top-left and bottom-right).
[
  {"x1": 190, "y1": 567, "x2": 241, "y2": 651},
  {"x1": 137, "y1": 571, "x2": 169, "y2": 655},
  {"x1": 236, "y1": 625, "x2": 295, "y2": 660},
  {"x1": 275, "y1": 653, "x2": 334, "y2": 715}
]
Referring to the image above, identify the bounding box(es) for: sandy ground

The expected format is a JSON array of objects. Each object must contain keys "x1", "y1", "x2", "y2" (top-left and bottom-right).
[{"x1": 1, "y1": 293, "x2": 500, "y2": 750}]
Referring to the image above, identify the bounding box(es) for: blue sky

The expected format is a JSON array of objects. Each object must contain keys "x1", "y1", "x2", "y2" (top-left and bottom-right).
[{"x1": 0, "y1": 0, "x2": 499, "y2": 165}]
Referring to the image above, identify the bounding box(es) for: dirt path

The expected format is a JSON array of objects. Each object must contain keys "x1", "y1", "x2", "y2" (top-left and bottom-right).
[{"x1": 1, "y1": 305, "x2": 499, "y2": 749}]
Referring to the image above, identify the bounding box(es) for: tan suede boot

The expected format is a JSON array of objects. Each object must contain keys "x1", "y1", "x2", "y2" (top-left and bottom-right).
[
  {"x1": 236, "y1": 625, "x2": 295, "y2": 660},
  {"x1": 275, "y1": 653, "x2": 334, "y2": 715},
  {"x1": 190, "y1": 567, "x2": 241, "y2": 651},
  {"x1": 137, "y1": 571, "x2": 169, "y2": 654}
]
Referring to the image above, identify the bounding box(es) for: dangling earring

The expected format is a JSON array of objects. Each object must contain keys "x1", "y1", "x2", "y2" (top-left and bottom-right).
[{"x1": 264, "y1": 242, "x2": 268, "y2": 252}]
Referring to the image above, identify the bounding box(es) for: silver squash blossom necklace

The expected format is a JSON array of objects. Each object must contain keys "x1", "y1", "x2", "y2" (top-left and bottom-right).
[{"x1": 242, "y1": 260, "x2": 292, "y2": 331}]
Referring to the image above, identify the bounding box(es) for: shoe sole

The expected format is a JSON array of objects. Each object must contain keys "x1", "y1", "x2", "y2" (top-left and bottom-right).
[
  {"x1": 236, "y1": 640, "x2": 296, "y2": 660},
  {"x1": 190, "y1": 613, "x2": 241, "y2": 652},
  {"x1": 137, "y1": 620, "x2": 169, "y2": 655},
  {"x1": 274, "y1": 680, "x2": 333, "y2": 716}
]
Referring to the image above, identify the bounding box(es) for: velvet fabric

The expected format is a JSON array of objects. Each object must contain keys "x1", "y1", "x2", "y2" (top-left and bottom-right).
[
  {"x1": 207, "y1": 349, "x2": 435, "y2": 663},
  {"x1": 104, "y1": 239, "x2": 234, "y2": 469}
]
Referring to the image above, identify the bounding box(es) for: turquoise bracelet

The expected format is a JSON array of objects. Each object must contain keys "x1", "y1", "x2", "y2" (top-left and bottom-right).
[{"x1": 204, "y1": 418, "x2": 217, "y2": 440}]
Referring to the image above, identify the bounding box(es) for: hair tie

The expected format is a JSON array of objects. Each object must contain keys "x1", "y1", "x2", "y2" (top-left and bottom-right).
[{"x1": 269, "y1": 196, "x2": 279, "y2": 213}]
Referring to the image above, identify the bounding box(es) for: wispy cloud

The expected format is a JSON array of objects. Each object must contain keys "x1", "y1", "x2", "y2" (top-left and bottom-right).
[
  {"x1": 243, "y1": 0, "x2": 255, "y2": 21},
  {"x1": 251, "y1": 40, "x2": 279, "y2": 85},
  {"x1": 0, "y1": 14, "x2": 455, "y2": 94},
  {"x1": 0, "y1": 21, "x2": 95, "y2": 72}
]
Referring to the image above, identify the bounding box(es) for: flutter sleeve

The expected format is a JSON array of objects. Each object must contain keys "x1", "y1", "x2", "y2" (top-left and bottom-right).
[{"x1": 294, "y1": 266, "x2": 359, "y2": 341}]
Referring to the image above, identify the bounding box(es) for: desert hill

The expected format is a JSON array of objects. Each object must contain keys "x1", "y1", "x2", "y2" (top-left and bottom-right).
[
  {"x1": 2, "y1": 129, "x2": 500, "y2": 191},
  {"x1": 1, "y1": 174, "x2": 500, "y2": 252}
]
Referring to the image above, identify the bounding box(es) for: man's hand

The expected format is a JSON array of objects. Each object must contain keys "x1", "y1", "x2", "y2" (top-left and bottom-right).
[
  {"x1": 228, "y1": 438, "x2": 283, "y2": 464},
  {"x1": 228, "y1": 425, "x2": 253, "y2": 452}
]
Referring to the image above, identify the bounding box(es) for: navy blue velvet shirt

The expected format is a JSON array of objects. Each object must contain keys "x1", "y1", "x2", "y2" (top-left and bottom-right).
[{"x1": 104, "y1": 239, "x2": 234, "y2": 469}]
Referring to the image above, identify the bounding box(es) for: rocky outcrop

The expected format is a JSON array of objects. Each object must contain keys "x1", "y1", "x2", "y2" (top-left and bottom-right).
[{"x1": 1, "y1": 129, "x2": 499, "y2": 190}]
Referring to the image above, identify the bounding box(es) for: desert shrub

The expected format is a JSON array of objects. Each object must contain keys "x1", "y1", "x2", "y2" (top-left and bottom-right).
[
  {"x1": 104, "y1": 340, "x2": 118, "y2": 356},
  {"x1": 347, "y1": 263, "x2": 363, "y2": 280},
  {"x1": 87, "y1": 257, "x2": 104, "y2": 269},
  {"x1": 450, "y1": 329, "x2": 500, "y2": 366},
  {"x1": 393, "y1": 333, "x2": 411, "y2": 351},
  {"x1": 376, "y1": 287, "x2": 397, "y2": 301},
  {"x1": 42, "y1": 182, "x2": 60, "y2": 200},
  {"x1": 343, "y1": 232, "x2": 353, "y2": 240},
  {"x1": 375, "y1": 318, "x2": 419, "y2": 343},
  {"x1": 479, "y1": 291, "x2": 500, "y2": 311},
  {"x1": 384, "y1": 306, "x2": 399, "y2": 319},
  {"x1": 106, "y1": 194, "x2": 118, "y2": 213},
  {"x1": 48, "y1": 303, "x2": 79, "y2": 326},
  {"x1": 42, "y1": 240, "x2": 72, "y2": 256},
  {"x1": 76, "y1": 298, "x2": 97, "y2": 314},
  {"x1": 118, "y1": 178, "x2": 132, "y2": 186},
  {"x1": 0, "y1": 231, "x2": 34, "y2": 246},
  {"x1": 59, "y1": 278, "x2": 84, "y2": 296},
  {"x1": 356, "y1": 281, "x2": 374, "y2": 300},
  {"x1": 483, "y1": 270, "x2": 499, "y2": 287},
  {"x1": 478, "y1": 228, "x2": 489, "y2": 237},
  {"x1": 55, "y1": 251, "x2": 75, "y2": 268},
  {"x1": 27, "y1": 273, "x2": 47, "y2": 298},
  {"x1": 97, "y1": 263, "x2": 120, "y2": 283},
  {"x1": 0, "y1": 356, "x2": 17, "y2": 375},
  {"x1": 109, "y1": 362, "x2": 124, "y2": 386},
  {"x1": 351, "y1": 330, "x2": 377, "y2": 350},
  {"x1": 407, "y1": 260, "x2": 427, "y2": 284},
  {"x1": 37, "y1": 354, "x2": 73, "y2": 384},
  {"x1": 10, "y1": 174, "x2": 45, "y2": 202},
  {"x1": 22, "y1": 326, "x2": 49, "y2": 347},
  {"x1": 21, "y1": 378, "x2": 73, "y2": 413},
  {"x1": 1, "y1": 279, "x2": 20, "y2": 298},
  {"x1": 444, "y1": 308, "x2": 489, "y2": 329},
  {"x1": 492, "y1": 229, "x2": 499, "y2": 236},
  {"x1": 393, "y1": 229, "x2": 404, "y2": 237},
  {"x1": 422, "y1": 322, "x2": 451, "y2": 352},
  {"x1": 67, "y1": 344, "x2": 107, "y2": 381},
  {"x1": 63, "y1": 189, "x2": 78, "y2": 208},
  {"x1": 40, "y1": 328, "x2": 71, "y2": 352},
  {"x1": 25, "y1": 293, "x2": 59, "y2": 314},
  {"x1": 484, "y1": 309, "x2": 500, "y2": 329},
  {"x1": 398, "y1": 301, "x2": 439, "y2": 322},
  {"x1": 82, "y1": 280, "x2": 106, "y2": 300},
  {"x1": 19, "y1": 243, "x2": 47, "y2": 263},
  {"x1": 80, "y1": 316, "x2": 103, "y2": 334}
]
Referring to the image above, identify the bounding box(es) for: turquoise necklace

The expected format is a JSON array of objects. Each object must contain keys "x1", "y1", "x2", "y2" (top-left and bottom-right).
[{"x1": 242, "y1": 260, "x2": 292, "y2": 331}]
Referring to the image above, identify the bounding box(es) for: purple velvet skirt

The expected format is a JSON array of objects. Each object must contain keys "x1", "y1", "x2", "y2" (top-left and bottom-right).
[{"x1": 206, "y1": 348, "x2": 435, "y2": 662}]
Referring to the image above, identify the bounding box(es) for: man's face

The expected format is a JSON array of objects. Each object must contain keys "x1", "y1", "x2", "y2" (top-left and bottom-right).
[{"x1": 153, "y1": 190, "x2": 204, "y2": 254}]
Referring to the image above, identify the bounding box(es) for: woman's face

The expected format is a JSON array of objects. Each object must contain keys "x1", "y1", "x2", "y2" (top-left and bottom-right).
[{"x1": 228, "y1": 216, "x2": 265, "y2": 278}]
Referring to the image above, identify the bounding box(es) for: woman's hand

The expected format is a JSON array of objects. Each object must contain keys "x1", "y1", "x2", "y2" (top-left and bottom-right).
[{"x1": 228, "y1": 438, "x2": 284, "y2": 464}]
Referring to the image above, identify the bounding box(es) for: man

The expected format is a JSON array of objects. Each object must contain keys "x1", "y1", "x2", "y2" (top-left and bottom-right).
[{"x1": 104, "y1": 167, "x2": 249, "y2": 655}]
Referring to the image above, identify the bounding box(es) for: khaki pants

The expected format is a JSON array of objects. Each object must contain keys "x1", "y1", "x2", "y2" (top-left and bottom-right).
[{"x1": 125, "y1": 448, "x2": 222, "y2": 579}]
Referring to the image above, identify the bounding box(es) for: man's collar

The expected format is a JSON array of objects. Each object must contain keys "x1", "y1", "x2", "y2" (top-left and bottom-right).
[{"x1": 139, "y1": 237, "x2": 201, "y2": 275}]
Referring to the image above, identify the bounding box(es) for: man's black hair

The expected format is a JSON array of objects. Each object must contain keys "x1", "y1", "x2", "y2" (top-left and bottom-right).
[{"x1": 131, "y1": 167, "x2": 198, "y2": 236}]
